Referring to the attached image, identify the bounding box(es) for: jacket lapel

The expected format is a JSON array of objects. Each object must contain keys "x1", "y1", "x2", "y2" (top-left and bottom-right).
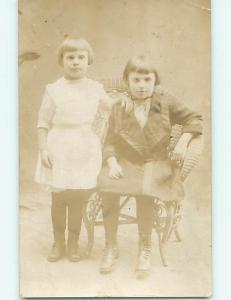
[
  {"x1": 115, "y1": 93, "x2": 170, "y2": 158},
  {"x1": 119, "y1": 108, "x2": 149, "y2": 155},
  {"x1": 144, "y1": 93, "x2": 170, "y2": 152}
]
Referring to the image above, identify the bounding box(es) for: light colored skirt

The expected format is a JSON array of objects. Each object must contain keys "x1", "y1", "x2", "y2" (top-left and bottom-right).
[{"x1": 35, "y1": 125, "x2": 102, "y2": 192}]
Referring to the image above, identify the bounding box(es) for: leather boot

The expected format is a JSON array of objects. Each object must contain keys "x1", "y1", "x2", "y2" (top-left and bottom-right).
[
  {"x1": 135, "y1": 234, "x2": 152, "y2": 279},
  {"x1": 100, "y1": 242, "x2": 119, "y2": 274},
  {"x1": 47, "y1": 231, "x2": 65, "y2": 262},
  {"x1": 66, "y1": 232, "x2": 81, "y2": 262}
]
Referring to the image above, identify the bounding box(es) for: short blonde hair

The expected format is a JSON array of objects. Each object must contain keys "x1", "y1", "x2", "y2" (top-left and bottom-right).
[
  {"x1": 57, "y1": 38, "x2": 94, "y2": 66},
  {"x1": 123, "y1": 55, "x2": 160, "y2": 85}
]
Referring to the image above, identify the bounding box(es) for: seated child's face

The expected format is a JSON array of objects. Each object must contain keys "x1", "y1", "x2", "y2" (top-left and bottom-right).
[
  {"x1": 127, "y1": 71, "x2": 156, "y2": 100},
  {"x1": 63, "y1": 50, "x2": 89, "y2": 80}
]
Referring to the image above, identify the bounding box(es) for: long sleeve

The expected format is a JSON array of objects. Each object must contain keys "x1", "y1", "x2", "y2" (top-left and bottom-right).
[
  {"x1": 169, "y1": 95, "x2": 203, "y2": 134},
  {"x1": 37, "y1": 86, "x2": 55, "y2": 129},
  {"x1": 102, "y1": 108, "x2": 118, "y2": 162}
]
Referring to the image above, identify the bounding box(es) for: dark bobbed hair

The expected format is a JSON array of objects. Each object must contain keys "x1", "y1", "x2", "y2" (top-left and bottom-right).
[{"x1": 123, "y1": 55, "x2": 160, "y2": 85}]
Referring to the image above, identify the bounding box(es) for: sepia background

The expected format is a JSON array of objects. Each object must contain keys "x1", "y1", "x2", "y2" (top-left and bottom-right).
[{"x1": 19, "y1": 0, "x2": 211, "y2": 297}]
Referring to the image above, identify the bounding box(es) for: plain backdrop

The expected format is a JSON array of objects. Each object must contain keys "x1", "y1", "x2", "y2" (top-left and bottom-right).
[
  {"x1": 19, "y1": 1, "x2": 211, "y2": 297},
  {"x1": 0, "y1": 0, "x2": 231, "y2": 299},
  {"x1": 19, "y1": 0, "x2": 211, "y2": 205}
]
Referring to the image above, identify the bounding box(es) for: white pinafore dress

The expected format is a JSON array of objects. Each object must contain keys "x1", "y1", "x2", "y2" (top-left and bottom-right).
[{"x1": 35, "y1": 77, "x2": 106, "y2": 191}]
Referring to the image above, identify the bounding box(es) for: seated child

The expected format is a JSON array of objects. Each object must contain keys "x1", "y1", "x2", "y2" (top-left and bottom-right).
[{"x1": 98, "y1": 55, "x2": 203, "y2": 278}]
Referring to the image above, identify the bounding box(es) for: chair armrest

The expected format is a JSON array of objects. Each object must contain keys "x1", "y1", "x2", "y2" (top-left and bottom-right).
[{"x1": 168, "y1": 125, "x2": 203, "y2": 182}]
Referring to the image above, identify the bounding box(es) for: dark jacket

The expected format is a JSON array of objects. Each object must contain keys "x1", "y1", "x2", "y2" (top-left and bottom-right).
[{"x1": 98, "y1": 91, "x2": 203, "y2": 200}]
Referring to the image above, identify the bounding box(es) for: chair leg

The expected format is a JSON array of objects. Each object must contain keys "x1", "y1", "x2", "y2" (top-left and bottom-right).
[
  {"x1": 166, "y1": 201, "x2": 182, "y2": 242},
  {"x1": 174, "y1": 203, "x2": 182, "y2": 242},
  {"x1": 82, "y1": 201, "x2": 94, "y2": 257},
  {"x1": 153, "y1": 199, "x2": 167, "y2": 267},
  {"x1": 174, "y1": 226, "x2": 182, "y2": 242},
  {"x1": 162, "y1": 204, "x2": 175, "y2": 243},
  {"x1": 157, "y1": 229, "x2": 168, "y2": 267},
  {"x1": 82, "y1": 193, "x2": 102, "y2": 258},
  {"x1": 154, "y1": 200, "x2": 178, "y2": 267},
  {"x1": 160, "y1": 208, "x2": 174, "y2": 267}
]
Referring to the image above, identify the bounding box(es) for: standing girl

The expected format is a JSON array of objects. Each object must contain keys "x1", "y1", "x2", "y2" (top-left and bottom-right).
[{"x1": 35, "y1": 38, "x2": 125, "y2": 262}]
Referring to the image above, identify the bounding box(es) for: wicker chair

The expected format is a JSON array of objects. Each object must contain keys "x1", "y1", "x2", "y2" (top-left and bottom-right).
[{"x1": 82, "y1": 79, "x2": 203, "y2": 266}]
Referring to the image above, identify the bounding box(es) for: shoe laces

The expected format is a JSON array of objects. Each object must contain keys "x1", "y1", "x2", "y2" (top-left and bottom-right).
[{"x1": 140, "y1": 245, "x2": 151, "y2": 259}]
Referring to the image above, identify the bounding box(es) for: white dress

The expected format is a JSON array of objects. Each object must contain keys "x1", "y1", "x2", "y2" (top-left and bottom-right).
[{"x1": 35, "y1": 77, "x2": 108, "y2": 191}]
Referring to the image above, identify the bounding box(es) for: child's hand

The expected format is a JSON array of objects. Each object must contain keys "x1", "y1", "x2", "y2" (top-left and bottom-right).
[
  {"x1": 105, "y1": 92, "x2": 133, "y2": 113},
  {"x1": 120, "y1": 94, "x2": 133, "y2": 113},
  {"x1": 107, "y1": 157, "x2": 124, "y2": 179},
  {"x1": 109, "y1": 163, "x2": 124, "y2": 179},
  {"x1": 170, "y1": 133, "x2": 193, "y2": 166},
  {"x1": 40, "y1": 149, "x2": 53, "y2": 168},
  {"x1": 109, "y1": 92, "x2": 133, "y2": 112},
  {"x1": 171, "y1": 138, "x2": 188, "y2": 166}
]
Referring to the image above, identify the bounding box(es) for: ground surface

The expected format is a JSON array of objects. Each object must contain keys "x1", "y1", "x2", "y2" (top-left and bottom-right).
[{"x1": 20, "y1": 189, "x2": 211, "y2": 298}]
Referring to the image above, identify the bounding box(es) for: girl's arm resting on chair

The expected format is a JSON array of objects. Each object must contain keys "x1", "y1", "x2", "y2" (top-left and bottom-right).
[
  {"x1": 171, "y1": 133, "x2": 193, "y2": 163},
  {"x1": 168, "y1": 94, "x2": 203, "y2": 163},
  {"x1": 169, "y1": 95, "x2": 203, "y2": 135}
]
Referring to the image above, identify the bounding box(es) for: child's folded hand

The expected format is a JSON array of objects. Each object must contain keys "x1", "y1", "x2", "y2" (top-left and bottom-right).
[
  {"x1": 40, "y1": 149, "x2": 53, "y2": 169},
  {"x1": 107, "y1": 156, "x2": 124, "y2": 179},
  {"x1": 108, "y1": 164, "x2": 124, "y2": 179}
]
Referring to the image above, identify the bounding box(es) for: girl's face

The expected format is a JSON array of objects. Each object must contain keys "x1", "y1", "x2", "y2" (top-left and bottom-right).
[
  {"x1": 127, "y1": 71, "x2": 156, "y2": 100},
  {"x1": 63, "y1": 50, "x2": 89, "y2": 80}
]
